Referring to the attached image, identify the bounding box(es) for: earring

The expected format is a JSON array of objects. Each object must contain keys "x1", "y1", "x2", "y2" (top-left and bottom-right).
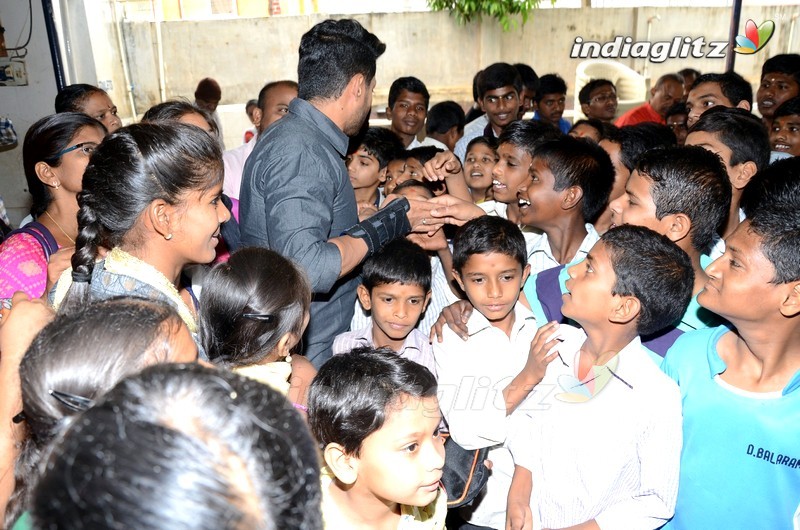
[
  {"x1": 164, "y1": 233, "x2": 173, "y2": 240},
  {"x1": 53, "y1": 182, "x2": 60, "y2": 190}
]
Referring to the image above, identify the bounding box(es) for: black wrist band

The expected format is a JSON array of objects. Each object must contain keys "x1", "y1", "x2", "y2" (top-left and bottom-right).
[{"x1": 343, "y1": 197, "x2": 412, "y2": 256}]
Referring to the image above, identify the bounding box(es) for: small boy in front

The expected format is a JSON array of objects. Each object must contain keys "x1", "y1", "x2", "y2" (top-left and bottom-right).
[
  {"x1": 309, "y1": 347, "x2": 446, "y2": 529},
  {"x1": 346, "y1": 127, "x2": 403, "y2": 214},
  {"x1": 333, "y1": 238, "x2": 436, "y2": 376},
  {"x1": 434, "y1": 216, "x2": 538, "y2": 530},
  {"x1": 661, "y1": 158, "x2": 800, "y2": 529},
  {"x1": 506, "y1": 225, "x2": 691, "y2": 530}
]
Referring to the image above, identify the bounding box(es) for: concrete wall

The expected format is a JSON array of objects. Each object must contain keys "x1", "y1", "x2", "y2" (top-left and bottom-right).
[{"x1": 0, "y1": 1, "x2": 59, "y2": 225}]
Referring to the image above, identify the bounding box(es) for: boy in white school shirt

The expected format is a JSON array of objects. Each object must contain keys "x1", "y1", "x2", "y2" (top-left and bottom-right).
[{"x1": 506, "y1": 225, "x2": 692, "y2": 530}]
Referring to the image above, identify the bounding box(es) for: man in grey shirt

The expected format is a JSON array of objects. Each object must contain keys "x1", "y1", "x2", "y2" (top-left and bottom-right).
[{"x1": 240, "y1": 19, "x2": 435, "y2": 368}]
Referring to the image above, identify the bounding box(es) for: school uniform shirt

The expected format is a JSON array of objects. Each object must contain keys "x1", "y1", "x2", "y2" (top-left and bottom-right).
[
  {"x1": 508, "y1": 325, "x2": 682, "y2": 530},
  {"x1": 478, "y1": 201, "x2": 543, "y2": 261},
  {"x1": 332, "y1": 325, "x2": 437, "y2": 378},
  {"x1": 222, "y1": 133, "x2": 257, "y2": 199},
  {"x1": 408, "y1": 136, "x2": 448, "y2": 151},
  {"x1": 434, "y1": 303, "x2": 538, "y2": 529},
  {"x1": 527, "y1": 223, "x2": 599, "y2": 276},
  {"x1": 661, "y1": 326, "x2": 800, "y2": 530}
]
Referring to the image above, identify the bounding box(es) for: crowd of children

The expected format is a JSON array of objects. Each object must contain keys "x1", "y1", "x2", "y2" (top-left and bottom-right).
[{"x1": 0, "y1": 15, "x2": 798, "y2": 530}]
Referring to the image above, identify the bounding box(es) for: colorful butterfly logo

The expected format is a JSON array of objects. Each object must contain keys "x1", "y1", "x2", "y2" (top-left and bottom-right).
[
  {"x1": 555, "y1": 355, "x2": 622, "y2": 403},
  {"x1": 734, "y1": 19, "x2": 775, "y2": 54}
]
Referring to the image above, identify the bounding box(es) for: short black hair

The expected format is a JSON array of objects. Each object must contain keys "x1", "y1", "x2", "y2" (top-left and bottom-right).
[
  {"x1": 308, "y1": 347, "x2": 437, "y2": 456},
  {"x1": 394, "y1": 179, "x2": 434, "y2": 198},
  {"x1": 141, "y1": 99, "x2": 217, "y2": 136},
  {"x1": 760, "y1": 53, "x2": 800, "y2": 85},
  {"x1": 773, "y1": 96, "x2": 800, "y2": 120},
  {"x1": 55, "y1": 84, "x2": 106, "y2": 113},
  {"x1": 297, "y1": 19, "x2": 385, "y2": 101},
  {"x1": 466, "y1": 135, "x2": 499, "y2": 154},
  {"x1": 665, "y1": 102, "x2": 688, "y2": 119},
  {"x1": 601, "y1": 225, "x2": 694, "y2": 336},
  {"x1": 689, "y1": 106, "x2": 770, "y2": 171},
  {"x1": 426, "y1": 101, "x2": 466, "y2": 135},
  {"x1": 498, "y1": 119, "x2": 563, "y2": 158},
  {"x1": 748, "y1": 174, "x2": 800, "y2": 284},
  {"x1": 533, "y1": 136, "x2": 615, "y2": 223},
  {"x1": 452, "y1": 216, "x2": 526, "y2": 273},
  {"x1": 388, "y1": 76, "x2": 430, "y2": 109},
  {"x1": 690, "y1": 72, "x2": 753, "y2": 108},
  {"x1": 578, "y1": 79, "x2": 615, "y2": 105},
  {"x1": 679, "y1": 68, "x2": 701, "y2": 81},
  {"x1": 569, "y1": 119, "x2": 605, "y2": 138},
  {"x1": 742, "y1": 156, "x2": 800, "y2": 221},
  {"x1": 362, "y1": 238, "x2": 432, "y2": 293},
  {"x1": 618, "y1": 123, "x2": 677, "y2": 171},
  {"x1": 407, "y1": 145, "x2": 443, "y2": 165},
  {"x1": 635, "y1": 146, "x2": 731, "y2": 252},
  {"x1": 357, "y1": 127, "x2": 404, "y2": 168},
  {"x1": 478, "y1": 63, "x2": 522, "y2": 99},
  {"x1": 256, "y1": 80, "x2": 298, "y2": 111},
  {"x1": 536, "y1": 74, "x2": 567, "y2": 102},
  {"x1": 513, "y1": 63, "x2": 540, "y2": 94}
]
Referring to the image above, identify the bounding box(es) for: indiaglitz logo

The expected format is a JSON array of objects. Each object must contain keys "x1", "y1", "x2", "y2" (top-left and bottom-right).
[{"x1": 734, "y1": 19, "x2": 775, "y2": 54}]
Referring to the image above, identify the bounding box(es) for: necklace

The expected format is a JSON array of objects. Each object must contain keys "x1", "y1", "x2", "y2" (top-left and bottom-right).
[{"x1": 43, "y1": 211, "x2": 76, "y2": 245}]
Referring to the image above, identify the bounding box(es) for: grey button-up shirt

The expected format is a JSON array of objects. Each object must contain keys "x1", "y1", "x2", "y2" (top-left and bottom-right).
[{"x1": 239, "y1": 98, "x2": 359, "y2": 367}]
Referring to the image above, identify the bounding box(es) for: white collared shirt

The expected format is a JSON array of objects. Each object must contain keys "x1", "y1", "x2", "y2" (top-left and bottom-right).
[
  {"x1": 527, "y1": 223, "x2": 599, "y2": 276},
  {"x1": 222, "y1": 134, "x2": 257, "y2": 199},
  {"x1": 332, "y1": 325, "x2": 437, "y2": 378},
  {"x1": 509, "y1": 325, "x2": 682, "y2": 530},
  {"x1": 434, "y1": 302, "x2": 538, "y2": 529}
]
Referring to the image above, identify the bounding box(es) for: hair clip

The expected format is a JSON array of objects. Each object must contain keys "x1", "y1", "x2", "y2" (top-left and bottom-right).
[
  {"x1": 49, "y1": 389, "x2": 94, "y2": 413},
  {"x1": 241, "y1": 313, "x2": 275, "y2": 323},
  {"x1": 12, "y1": 411, "x2": 26, "y2": 424}
]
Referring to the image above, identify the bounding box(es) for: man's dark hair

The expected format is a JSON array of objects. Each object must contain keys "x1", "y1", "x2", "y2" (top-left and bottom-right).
[
  {"x1": 513, "y1": 63, "x2": 540, "y2": 94},
  {"x1": 679, "y1": 68, "x2": 701, "y2": 82},
  {"x1": 257, "y1": 80, "x2": 298, "y2": 111},
  {"x1": 601, "y1": 225, "x2": 694, "y2": 336},
  {"x1": 635, "y1": 146, "x2": 731, "y2": 252},
  {"x1": 578, "y1": 79, "x2": 616, "y2": 105},
  {"x1": 690, "y1": 106, "x2": 770, "y2": 171},
  {"x1": 498, "y1": 120, "x2": 563, "y2": 158},
  {"x1": 536, "y1": 74, "x2": 568, "y2": 103},
  {"x1": 356, "y1": 127, "x2": 404, "y2": 169},
  {"x1": 773, "y1": 96, "x2": 800, "y2": 120},
  {"x1": 618, "y1": 123, "x2": 677, "y2": 171},
  {"x1": 742, "y1": 156, "x2": 800, "y2": 223},
  {"x1": 426, "y1": 101, "x2": 466, "y2": 135},
  {"x1": 309, "y1": 347, "x2": 437, "y2": 456},
  {"x1": 394, "y1": 179, "x2": 434, "y2": 199},
  {"x1": 453, "y1": 216, "x2": 526, "y2": 273},
  {"x1": 478, "y1": 63, "x2": 522, "y2": 99},
  {"x1": 297, "y1": 19, "x2": 386, "y2": 101},
  {"x1": 362, "y1": 238, "x2": 432, "y2": 292},
  {"x1": 388, "y1": 76, "x2": 430, "y2": 109},
  {"x1": 690, "y1": 72, "x2": 753, "y2": 108},
  {"x1": 760, "y1": 53, "x2": 800, "y2": 85},
  {"x1": 533, "y1": 136, "x2": 615, "y2": 223}
]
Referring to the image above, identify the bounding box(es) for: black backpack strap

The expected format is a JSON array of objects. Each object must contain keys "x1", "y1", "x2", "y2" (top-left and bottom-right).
[{"x1": 6, "y1": 222, "x2": 59, "y2": 260}]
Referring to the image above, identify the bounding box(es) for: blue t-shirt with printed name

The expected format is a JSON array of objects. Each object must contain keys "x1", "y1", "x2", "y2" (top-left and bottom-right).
[{"x1": 661, "y1": 326, "x2": 800, "y2": 530}]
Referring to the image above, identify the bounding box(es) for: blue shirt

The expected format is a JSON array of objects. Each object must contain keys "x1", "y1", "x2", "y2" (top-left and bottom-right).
[
  {"x1": 661, "y1": 326, "x2": 800, "y2": 530},
  {"x1": 532, "y1": 110, "x2": 571, "y2": 134},
  {"x1": 240, "y1": 98, "x2": 359, "y2": 367}
]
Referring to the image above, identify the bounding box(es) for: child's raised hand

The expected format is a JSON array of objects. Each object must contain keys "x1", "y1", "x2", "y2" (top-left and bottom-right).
[
  {"x1": 523, "y1": 321, "x2": 563, "y2": 385},
  {"x1": 422, "y1": 151, "x2": 463, "y2": 182},
  {"x1": 0, "y1": 291, "x2": 54, "y2": 365}
]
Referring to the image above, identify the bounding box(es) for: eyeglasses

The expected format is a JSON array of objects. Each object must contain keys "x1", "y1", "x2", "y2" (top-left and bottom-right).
[
  {"x1": 590, "y1": 93, "x2": 618, "y2": 105},
  {"x1": 54, "y1": 142, "x2": 98, "y2": 158}
]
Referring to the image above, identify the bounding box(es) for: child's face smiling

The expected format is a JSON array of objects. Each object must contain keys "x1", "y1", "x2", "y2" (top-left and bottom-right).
[
  {"x1": 171, "y1": 182, "x2": 230, "y2": 266},
  {"x1": 770, "y1": 114, "x2": 800, "y2": 157},
  {"x1": 480, "y1": 85, "x2": 520, "y2": 132},
  {"x1": 698, "y1": 220, "x2": 783, "y2": 322},
  {"x1": 608, "y1": 170, "x2": 664, "y2": 233},
  {"x1": 354, "y1": 394, "x2": 445, "y2": 509},
  {"x1": 516, "y1": 157, "x2": 566, "y2": 230},
  {"x1": 455, "y1": 252, "x2": 529, "y2": 336},
  {"x1": 347, "y1": 147, "x2": 382, "y2": 191},
  {"x1": 563, "y1": 241, "x2": 619, "y2": 326},
  {"x1": 357, "y1": 283, "x2": 431, "y2": 352},
  {"x1": 492, "y1": 142, "x2": 532, "y2": 203},
  {"x1": 465, "y1": 143, "x2": 497, "y2": 194}
]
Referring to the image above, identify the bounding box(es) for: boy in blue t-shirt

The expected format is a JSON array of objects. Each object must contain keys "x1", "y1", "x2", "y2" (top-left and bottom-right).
[{"x1": 661, "y1": 157, "x2": 800, "y2": 529}]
